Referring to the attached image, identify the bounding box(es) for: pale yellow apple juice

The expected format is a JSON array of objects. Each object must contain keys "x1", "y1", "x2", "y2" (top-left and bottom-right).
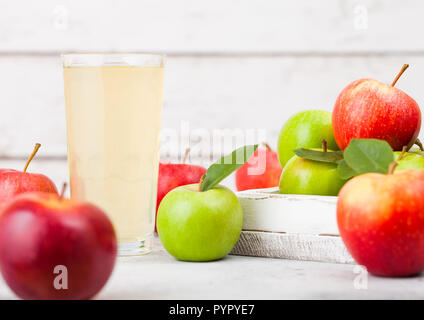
[{"x1": 63, "y1": 63, "x2": 164, "y2": 255}]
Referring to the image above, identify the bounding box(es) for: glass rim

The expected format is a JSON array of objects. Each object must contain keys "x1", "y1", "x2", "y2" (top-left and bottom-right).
[{"x1": 61, "y1": 52, "x2": 165, "y2": 67}]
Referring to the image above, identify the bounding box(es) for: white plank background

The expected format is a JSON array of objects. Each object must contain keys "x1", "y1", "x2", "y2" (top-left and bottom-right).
[
  {"x1": 1, "y1": 0, "x2": 424, "y2": 190},
  {"x1": 1, "y1": 0, "x2": 424, "y2": 53}
]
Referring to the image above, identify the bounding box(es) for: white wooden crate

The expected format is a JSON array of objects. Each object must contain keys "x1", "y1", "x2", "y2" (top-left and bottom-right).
[{"x1": 231, "y1": 188, "x2": 354, "y2": 264}]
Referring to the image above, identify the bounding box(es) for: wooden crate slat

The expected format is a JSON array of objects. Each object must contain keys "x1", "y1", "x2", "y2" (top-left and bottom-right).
[
  {"x1": 231, "y1": 231, "x2": 354, "y2": 264},
  {"x1": 234, "y1": 188, "x2": 354, "y2": 264}
]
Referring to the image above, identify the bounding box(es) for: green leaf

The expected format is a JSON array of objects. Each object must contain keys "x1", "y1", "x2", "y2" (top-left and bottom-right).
[
  {"x1": 343, "y1": 139, "x2": 393, "y2": 174},
  {"x1": 201, "y1": 144, "x2": 258, "y2": 191},
  {"x1": 294, "y1": 148, "x2": 344, "y2": 164},
  {"x1": 337, "y1": 160, "x2": 357, "y2": 180}
]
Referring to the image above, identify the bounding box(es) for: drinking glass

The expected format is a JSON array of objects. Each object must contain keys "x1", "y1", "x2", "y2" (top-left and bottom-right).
[{"x1": 62, "y1": 53, "x2": 164, "y2": 256}]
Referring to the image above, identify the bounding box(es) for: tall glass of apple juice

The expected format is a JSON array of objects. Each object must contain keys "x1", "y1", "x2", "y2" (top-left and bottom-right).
[{"x1": 62, "y1": 53, "x2": 164, "y2": 256}]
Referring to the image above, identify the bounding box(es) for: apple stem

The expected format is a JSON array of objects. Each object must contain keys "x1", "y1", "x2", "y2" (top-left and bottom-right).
[
  {"x1": 391, "y1": 64, "x2": 409, "y2": 87},
  {"x1": 322, "y1": 139, "x2": 328, "y2": 152},
  {"x1": 262, "y1": 142, "x2": 272, "y2": 151},
  {"x1": 388, "y1": 161, "x2": 398, "y2": 174},
  {"x1": 198, "y1": 174, "x2": 206, "y2": 192},
  {"x1": 397, "y1": 146, "x2": 407, "y2": 161},
  {"x1": 415, "y1": 139, "x2": 424, "y2": 151},
  {"x1": 59, "y1": 182, "x2": 67, "y2": 200},
  {"x1": 23, "y1": 143, "x2": 41, "y2": 172},
  {"x1": 183, "y1": 148, "x2": 190, "y2": 164}
]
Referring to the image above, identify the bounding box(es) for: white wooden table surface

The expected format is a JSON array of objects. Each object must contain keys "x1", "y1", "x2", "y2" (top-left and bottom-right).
[{"x1": 1, "y1": 236, "x2": 423, "y2": 300}]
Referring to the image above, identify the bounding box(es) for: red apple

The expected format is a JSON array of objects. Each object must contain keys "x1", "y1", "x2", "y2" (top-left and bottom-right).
[
  {"x1": 235, "y1": 143, "x2": 282, "y2": 191},
  {"x1": 0, "y1": 143, "x2": 58, "y2": 209},
  {"x1": 0, "y1": 186, "x2": 117, "y2": 299},
  {"x1": 337, "y1": 166, "x2": 424, "y2": 277},
  {"x1": 332, "y1": 64, "x2": 421, "y2": 151},
  {"x1": 156, "y1": 150, "x2": 206, "y2": 231}
]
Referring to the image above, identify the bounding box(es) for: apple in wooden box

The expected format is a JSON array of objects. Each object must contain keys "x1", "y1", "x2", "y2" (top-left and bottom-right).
[{"x1": 332, "y1": 65, "x2": 421, "y2": 151}]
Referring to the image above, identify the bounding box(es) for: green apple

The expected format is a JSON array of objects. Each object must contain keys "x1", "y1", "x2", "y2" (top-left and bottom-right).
[
  {"x1": 277, "y1": 110, "x2": 338, "y2": 168},
  {"x1": 279, "y1": 152, "x2": 345, "y2": 196},
  {"x1": 157, "y1": 184, "x2": 243, "y2": 261},
  {"x1": 394, "y1": 151, "x2": 424, "y2": 170}
]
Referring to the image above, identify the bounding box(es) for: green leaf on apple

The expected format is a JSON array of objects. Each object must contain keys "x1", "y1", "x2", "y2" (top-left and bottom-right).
[
  {"x1": 293, "y1": 148, "x2": 344, "y2": 164},
  {"x1": 201, "y1": 144, "x2": 258, "y2": 192},
  {"x1": 337, "y1": 159, "x2": 357, "y2": 180},
  {"x1": 339, "y1": 138, "x2": 394, "y2": 178}
]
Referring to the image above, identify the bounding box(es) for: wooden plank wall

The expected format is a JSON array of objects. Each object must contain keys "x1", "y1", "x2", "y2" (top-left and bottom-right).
[{"x1": 1, "y1": 0, "x2": 423, "y2": 189}]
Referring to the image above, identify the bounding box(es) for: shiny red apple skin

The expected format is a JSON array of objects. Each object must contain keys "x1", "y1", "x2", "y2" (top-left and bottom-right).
[
  {"x1": 0, "y1": 192, "x2": 117, "y2": 299},
  {"x1": 0, "y1": 169, "x2": 58, "y2": 209},
  {"x1": 156, "y1": 162, "x2": 206, "y2": 231},
  {"x1": 337, "y1": 170, "x2": 424, "y2": 277},
  {"x1": 235, "y1": 147, "x2": 282, "y2": 191},
  {"x1": 332, "y1": 78, "x2": 421, "y2": 150}
]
